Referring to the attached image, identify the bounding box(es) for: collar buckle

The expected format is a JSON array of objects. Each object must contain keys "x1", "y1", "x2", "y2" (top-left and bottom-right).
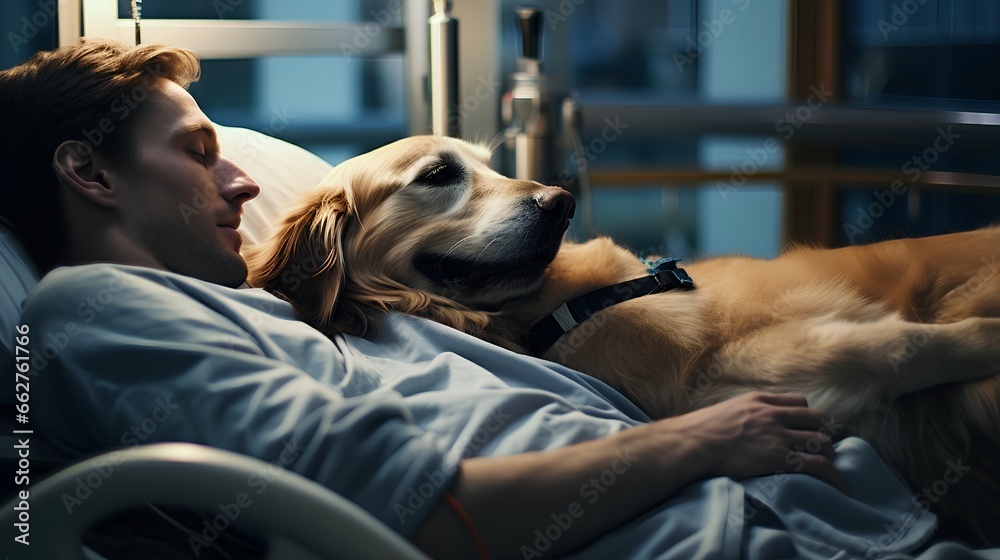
[{"x1": 648, "y1": 257, "x2": 695, "y2": 291}]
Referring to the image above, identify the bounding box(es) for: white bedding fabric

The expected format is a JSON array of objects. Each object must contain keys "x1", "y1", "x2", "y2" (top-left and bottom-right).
[{"x1": 24, "y1": 262, "x2": 1000, "y2": 559}]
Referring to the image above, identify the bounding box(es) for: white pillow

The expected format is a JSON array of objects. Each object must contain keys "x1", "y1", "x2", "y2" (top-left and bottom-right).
[
  {"x1": 214, "y1": 124, "x2": 334, "y2": 251},
  {"x1": 0, "y1": 218, "x2": 40, "y2": 365},
  {"x1": 0, "y1": 125, "x2": 334, "y2": 403}
]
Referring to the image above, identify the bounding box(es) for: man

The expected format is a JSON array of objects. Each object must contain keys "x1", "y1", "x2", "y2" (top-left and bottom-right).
[{"x1": 1, "y1": 40, "x2": 937, "y2": 559}]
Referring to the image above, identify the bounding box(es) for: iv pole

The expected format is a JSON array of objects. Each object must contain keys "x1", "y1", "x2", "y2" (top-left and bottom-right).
[
  {"x1": 429, "y1": 1, "x2": 460, "y2": 137},
  {"x1": 130, "y1": 0, "x2": 142, "y2": 45}
]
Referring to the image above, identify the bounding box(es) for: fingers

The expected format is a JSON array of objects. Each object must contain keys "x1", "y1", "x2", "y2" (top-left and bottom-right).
[
  {"x1": 746, "y1": 392, "x2": 841, "y2": 443},
  {"x1": 788, "y1": 429, "x2": 835, "y2": 461},
  {"x1": 774, "y1": 406, "x2": 827, "y2": 431},
  {"x1": 789, "y1": 452, "x2": 850, "y2": 493},
  {"x1": 748, "y1": 391, "x2": 808, "y2": 407},
  {"x1": 766, "y1": 398, "x2": 842, "y2": 457},
  {"x1": 704, "y1": 391, "x2": 848, "y2": 493},
  {"x1": 754, "y1": 393, "x2": 842, "y2": 486}
]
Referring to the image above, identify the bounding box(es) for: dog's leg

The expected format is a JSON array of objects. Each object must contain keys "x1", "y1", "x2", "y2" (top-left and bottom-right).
[
  {"x1": 703, "y1": 315, "x2": 1000, "y2": 419},
  {"x1": 783, "y1": 228, "x2": 1000, "y2": 322},
  {"x1": 934, "y1": 256, "x2": 1000, "y2": 321}
]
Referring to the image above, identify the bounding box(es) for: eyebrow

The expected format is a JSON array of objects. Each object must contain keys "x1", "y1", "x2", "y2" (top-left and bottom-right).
[{"x1": 169, "y1": 122, "x2": 218, "y2": 145}]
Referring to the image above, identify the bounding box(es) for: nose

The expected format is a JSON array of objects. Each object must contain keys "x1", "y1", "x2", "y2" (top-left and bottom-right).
[
  {"x1": 215, "y1": 156, "x2": 261, "y2": 207},
  {"x1": 534, "y1": 186, "x2": 576, "y2": 222}
]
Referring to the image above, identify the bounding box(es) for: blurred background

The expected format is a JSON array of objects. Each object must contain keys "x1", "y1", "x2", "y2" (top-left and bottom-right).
[{"x1": 3, "y1": 0, "x2": 999, "y2": 259}]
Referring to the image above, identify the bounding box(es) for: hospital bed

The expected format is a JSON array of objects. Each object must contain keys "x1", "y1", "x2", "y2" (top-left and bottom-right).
[{"x1": 0, "y1": 444, "x2": 428, "y2": 559}]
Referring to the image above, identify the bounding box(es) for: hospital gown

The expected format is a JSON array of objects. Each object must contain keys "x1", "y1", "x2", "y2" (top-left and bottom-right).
[{"x1": 21, "y1": 263, "x2": 1000, "y2": 559}]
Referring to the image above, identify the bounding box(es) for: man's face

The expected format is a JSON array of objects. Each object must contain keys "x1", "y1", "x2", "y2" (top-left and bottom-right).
[{"x1": 107, "y1": 79, "x2": 260, "y2": 287}]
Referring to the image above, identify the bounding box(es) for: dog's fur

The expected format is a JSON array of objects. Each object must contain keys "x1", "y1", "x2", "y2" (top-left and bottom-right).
[{"x1": 249, "y1": 135, "x2": 1000, "y2": 546}]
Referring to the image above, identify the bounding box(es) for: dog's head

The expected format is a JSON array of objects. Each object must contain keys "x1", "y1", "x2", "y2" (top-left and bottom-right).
[{"x1": 248, "y1": 135, "x2": 574, "y2": 337}]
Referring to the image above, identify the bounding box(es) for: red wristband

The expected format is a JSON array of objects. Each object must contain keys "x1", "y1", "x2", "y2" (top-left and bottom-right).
[{"x1": 443, "y1": 492, "x2": 491, "y2": 560}]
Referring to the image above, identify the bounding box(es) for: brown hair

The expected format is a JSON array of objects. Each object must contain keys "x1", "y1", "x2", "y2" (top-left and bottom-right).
[{"x1": 0, "y1": 39, "x2": 200, "y2": 272}]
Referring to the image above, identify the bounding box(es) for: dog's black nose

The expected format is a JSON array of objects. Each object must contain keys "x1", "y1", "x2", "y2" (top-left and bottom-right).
[{"x1": 534, "y1": 187, "x2": 576, "y2": 222}]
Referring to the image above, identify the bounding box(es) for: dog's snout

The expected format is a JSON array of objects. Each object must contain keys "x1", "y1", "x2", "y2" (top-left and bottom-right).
[{"x1": 534, "y1": 187, "x2": 576, "y2": 222}]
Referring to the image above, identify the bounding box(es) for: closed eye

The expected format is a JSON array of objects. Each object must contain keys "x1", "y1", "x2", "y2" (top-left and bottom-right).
[{"x1": 413, "y1": 153, "x2": 465, "y2": 187}]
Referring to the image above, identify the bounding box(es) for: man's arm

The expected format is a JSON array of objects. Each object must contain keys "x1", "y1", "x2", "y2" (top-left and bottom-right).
[
  {"x1": 22, "y1": 266, "x2": 460, "y2": 535},
  {"x1": 413, "y1": 392, "x2": 844, "y2": 560}
]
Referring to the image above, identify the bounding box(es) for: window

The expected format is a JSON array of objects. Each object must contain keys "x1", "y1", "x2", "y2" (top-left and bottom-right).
[
  {"x1": 498, "y1": 0, "x2": 786, "y2": 258},
  {"x1": 837, "y1": 0, "x2": 1000, "y2": 244},
  {"x1": 109, "y1": 0, "x2": 411, "y2": 163}
]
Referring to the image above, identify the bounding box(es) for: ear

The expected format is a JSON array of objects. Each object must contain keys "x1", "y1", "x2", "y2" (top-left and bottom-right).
[
  {"x1": 246, "y1": 187, "x2": 354, "y2": 332},
  {"x1": 52, "y1": 141, "x2": 116, "y2": 207}
]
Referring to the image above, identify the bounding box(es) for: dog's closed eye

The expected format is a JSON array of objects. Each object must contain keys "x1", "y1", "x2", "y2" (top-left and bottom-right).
[{"x1": 414, "y1": 153, "x2": 465, "y2": 188}]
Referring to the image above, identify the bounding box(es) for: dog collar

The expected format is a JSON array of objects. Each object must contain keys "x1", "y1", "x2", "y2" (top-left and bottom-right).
[{"x1": 525, "y1": 257, "x2": 695, "y2": 356}]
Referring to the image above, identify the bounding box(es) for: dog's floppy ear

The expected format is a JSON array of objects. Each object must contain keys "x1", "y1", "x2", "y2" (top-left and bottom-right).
[{"x1": 247, "y1": 187, "x2": 352, "y2": 333}]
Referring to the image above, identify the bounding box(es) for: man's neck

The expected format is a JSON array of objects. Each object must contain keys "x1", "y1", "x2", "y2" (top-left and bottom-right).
[
  {"x1": 69, "y1": 228, "x2": 164, "y2": 270},
  {"x1": 64, "y1": 218, "x2": 164, "y2": 271},
  {"x1": 60, "y1": 186, "x2": 165, "y2": 270}
]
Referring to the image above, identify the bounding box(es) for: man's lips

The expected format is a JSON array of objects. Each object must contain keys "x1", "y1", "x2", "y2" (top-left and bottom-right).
[{"x1": 218, "y1": 220, "x2": 242, "y2": 249}]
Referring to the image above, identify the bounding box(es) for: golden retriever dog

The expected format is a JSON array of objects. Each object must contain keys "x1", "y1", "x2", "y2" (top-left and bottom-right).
[{"x1": 249, "y1": 135, "x2": 1000, "y2": 546}]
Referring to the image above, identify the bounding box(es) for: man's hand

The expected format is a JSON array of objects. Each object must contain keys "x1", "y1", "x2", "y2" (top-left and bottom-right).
[{"x1": 664, "y1": 391, "x2": 847, "y2": 491}]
